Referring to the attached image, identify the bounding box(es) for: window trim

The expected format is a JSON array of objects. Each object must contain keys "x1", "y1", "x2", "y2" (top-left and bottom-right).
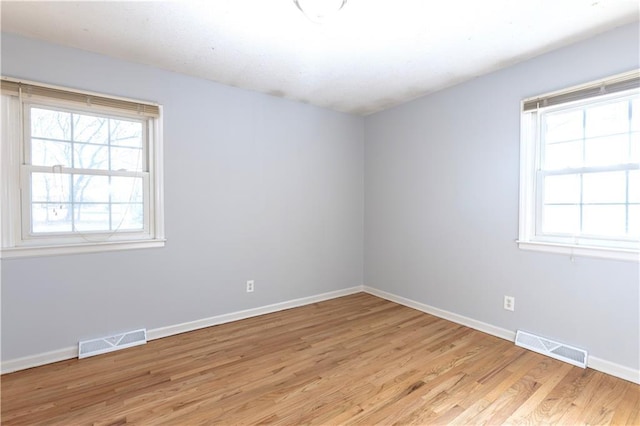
[
  {"x1": 518, "y1": 70, "x2": 640, "y2": 263},
  {"x1": 0, "y1": 77, "x2": 165, "y2": 258}
]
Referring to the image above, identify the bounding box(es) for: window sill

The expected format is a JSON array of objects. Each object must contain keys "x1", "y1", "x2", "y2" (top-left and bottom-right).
[
  {"x1": 0, "y1": 239, "x2": 166, "y2": 259},
  {"x1": 517, "y1": 240, "x2": 639, "y2": 262}
]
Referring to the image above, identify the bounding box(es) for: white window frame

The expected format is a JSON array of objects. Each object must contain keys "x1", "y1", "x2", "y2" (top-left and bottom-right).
[
  {"x1": 518, "y1": 70, "x2": 640, "y2": 262},
  {"x1": 0, "y1": 77, "x2": 165, "y2": 258}
]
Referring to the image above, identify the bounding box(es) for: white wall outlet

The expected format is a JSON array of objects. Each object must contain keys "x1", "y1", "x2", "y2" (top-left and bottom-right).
[
  {"x1": 246, "y1": 280, "x2": 254, "y2": 293},
  {"x1": 504, "y1": 295, "x2": 515, "y2": 311}
]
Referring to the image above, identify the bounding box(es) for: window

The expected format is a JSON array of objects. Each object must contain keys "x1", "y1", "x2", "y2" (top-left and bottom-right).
[
  {"x1": 519, "y1": 70, "x2": 639, "y2": 261},
  {"x1": 1, "y1": 78, "x2": 165, "y2": 258}
]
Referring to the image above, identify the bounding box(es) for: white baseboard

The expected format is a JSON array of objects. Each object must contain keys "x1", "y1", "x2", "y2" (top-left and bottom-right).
[
  {"x1": 588, "y1": 355, "x2": 640, "y2": 384},
  {"x1": 363, "y1": 286, "x2": 516, "y2": 341},
  {"x1": 363, "y1": 286, "x2": 640, "y2": 385},
  {"x1": 1, "y1": 346, "x2": 78, "y2": 374},
  {"x1": 1, "y1": 286, "x2": 363, "y2": 374},
  {"x1": 4, "y1": 285, "x2": 638, "y2": 385},
  {"x1": 146, "y1": 286, "x2": 363, "y2": 341}
]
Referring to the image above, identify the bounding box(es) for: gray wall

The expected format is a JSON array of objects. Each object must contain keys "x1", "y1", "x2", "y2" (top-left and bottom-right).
[
  {"x1": 1, "y1": 33, "x2": 364, "y2": 360},
  {"x1": 365, "y1": 23, "x2": 640, "y2": 370},
  {"x1": 2, "y1": 23, "x2": 639, "y2": 372}
]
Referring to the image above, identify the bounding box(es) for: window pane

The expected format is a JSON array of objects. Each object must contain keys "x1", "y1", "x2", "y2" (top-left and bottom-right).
[
  {"x1": 544, "y1": 174, "x2": 580, "y2": 204},
  {"x1": 544, "y1": 141, "x2": 582, "y2": 170},
  {"x1": 629, "y1": 205, "x2": 640, "y2": 237},
  {"x1": 112, "y1": 204, "x2": 144, "y2": 230},
  {"x1": 73, "y1": 175, "x2": 110, "y2": 203},
  {"x1": 585, "y1": 100, "x2": 628, "y2": 138},
  {"x1": 111, "y1": 147, "x2": 142, "y2": 171},
  {"x1": 73, "y1": 114, "x2": 108, "y2": 144},
  {"x1": 31, "y1": 139, "x2": 72, "y2": 167},
  {"x1": 542, "y1": 205, "x2": 579, "y2": 234},
  {"x1": 632, "y1": 99, "x2": 639, "y2": 132},
  {"x1": 73, "y1": 143, "x2": 109, "y2": 170},
  {"x1": 32, "y1": 203, "x2": 72, "y2": 233},
  {"x1": 111, "y1": 177, "x2": 143, "y2": 203},
  {"x1": 31, "y1": 108, "x2": 71, "y2": 140},
  {"x1": 582, "y1": 205, "x2": 625, "y2": 237},
  {"x1": 584, "y1": 134, "x2": 628, "y2": 167},
  {"x1": 545, "y1": 110, "x2": 582, "y2": 143},
  {"x1": 74, "y1": 203, "x2": 110, "y2": 231},
  {"x1": 582, "y1": 171, "x2": 626, "y2": 203},
  {"x1": 111, "y1": 119, "x2": 143, "y2": 148},
  {"x1": 629, "y1": 170, "x2": 640, "y2": 204},
  {"x1": 32, "y1": 172, "x2": 70, "y2": 203}
]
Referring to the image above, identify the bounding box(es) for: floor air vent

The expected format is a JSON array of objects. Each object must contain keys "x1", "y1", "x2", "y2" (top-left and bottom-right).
[
  {"x1": 515, "y1": 330, "x2": 587, "y2": 368},
  {"x1": 78, "y1": 329, "x2": 147, "y2": 359}
]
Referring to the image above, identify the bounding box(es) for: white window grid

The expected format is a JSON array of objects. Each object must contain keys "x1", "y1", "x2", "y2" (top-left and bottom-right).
[
  {"x1": 533, "y1": 91, "x2": 639, "y2": 250},
  {"x1": 21, "y1": 102, "x2": 151, "y2": 241}
]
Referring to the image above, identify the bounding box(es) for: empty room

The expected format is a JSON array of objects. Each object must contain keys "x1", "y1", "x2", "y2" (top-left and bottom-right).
[{"x1": 1, "y1": 0, "x2": 639, "y2": 424}]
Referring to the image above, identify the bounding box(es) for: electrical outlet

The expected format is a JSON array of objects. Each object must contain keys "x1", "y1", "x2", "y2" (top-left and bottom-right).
[
  {"x1": 246, "y1": 280, "x2": 254, "y2": 293},
  {"x1": 504, "y1": 295, "x2": 515, "y2": 311}
]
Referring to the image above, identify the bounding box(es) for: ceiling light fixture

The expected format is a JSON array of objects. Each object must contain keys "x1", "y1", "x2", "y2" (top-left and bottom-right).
[{"x1": 294, "y1": 0, "x2": 347, "y2": 24}]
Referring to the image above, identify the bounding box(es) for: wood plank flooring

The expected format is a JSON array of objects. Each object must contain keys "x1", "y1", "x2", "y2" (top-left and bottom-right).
[{"x1": 2, "y1": 293, "x2": 639, "y2": 425}]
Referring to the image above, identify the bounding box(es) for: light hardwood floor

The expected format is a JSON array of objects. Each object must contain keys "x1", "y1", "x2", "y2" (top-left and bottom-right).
[{"x1": 2, "y1": 293, "x2": 639, "y2": 425}]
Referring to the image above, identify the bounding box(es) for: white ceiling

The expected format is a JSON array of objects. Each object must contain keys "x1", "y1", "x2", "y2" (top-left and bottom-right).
[{"x1": 1, "y1": 0, "x2": 638, "y2": 115}]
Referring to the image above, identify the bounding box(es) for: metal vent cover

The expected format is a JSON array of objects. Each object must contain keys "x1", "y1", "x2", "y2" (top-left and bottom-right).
[
  {"x1": 78, "y1": 329, "x2": 147, "y2": 359},
  {"x1": 515, "y1": 330, "x2": 587, "y2": 368}
]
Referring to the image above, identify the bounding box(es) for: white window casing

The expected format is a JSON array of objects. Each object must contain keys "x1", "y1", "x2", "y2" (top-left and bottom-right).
[
  {"x1": 518, "y1": 70, "x2": 640, "y2": 262},
  {"x1": 0, "y1": 77, "x2": 165, "y2": 258}
]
